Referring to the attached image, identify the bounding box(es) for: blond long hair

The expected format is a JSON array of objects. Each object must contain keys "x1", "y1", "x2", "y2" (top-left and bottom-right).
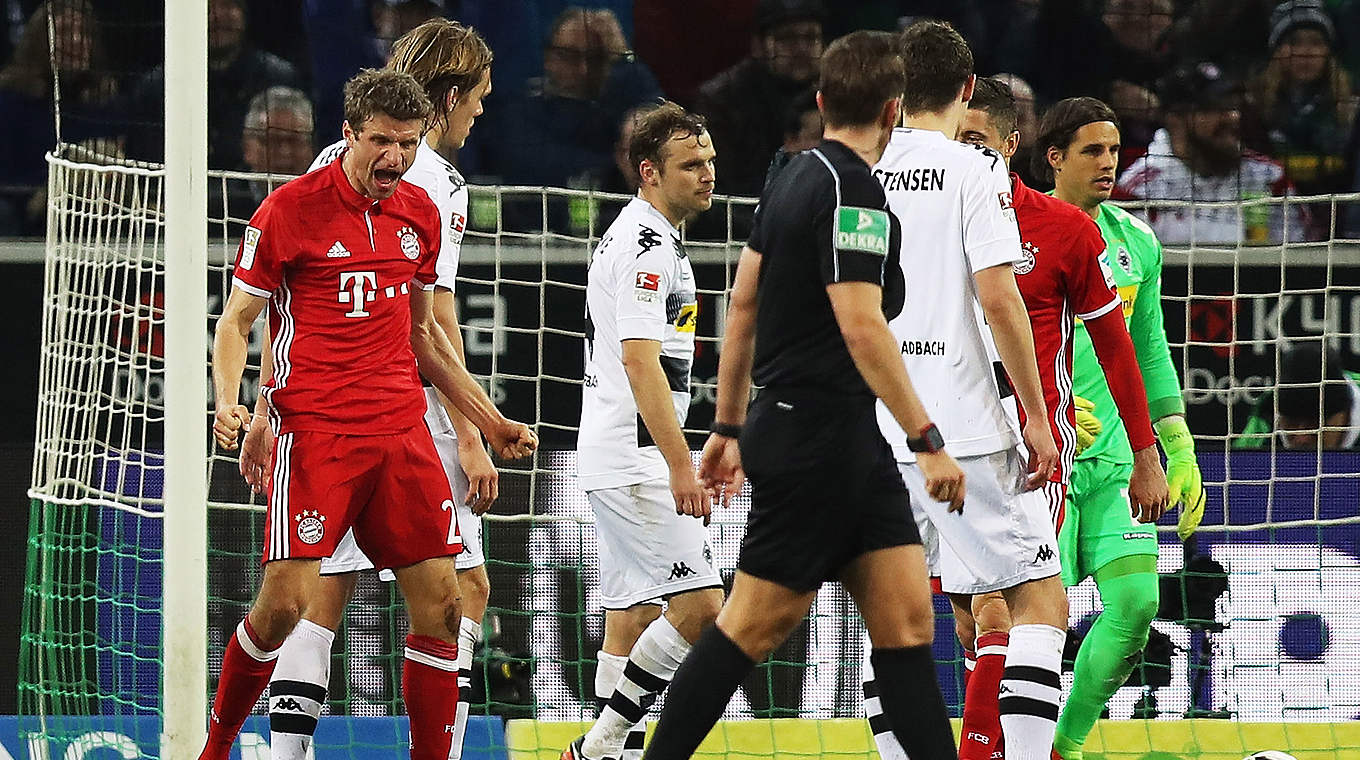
[
  {"x1": 1252, "y1": 47, "x2": 1355, "y2": 126},
  {"x1": 387, "y1": 18, "x2": 493, "y2": 134}
]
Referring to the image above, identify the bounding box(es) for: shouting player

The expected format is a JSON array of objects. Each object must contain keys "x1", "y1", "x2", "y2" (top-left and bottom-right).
[
  {"x1": 1036, "y1": 97, "x2": 1207, "y2": 760},
  {"x1": 204, "y1": 69, "x2": 535, "y2": 760},
  {"x1": 564, "y1": 101, "x2": 724, "y2": 760},
  {"x1": 949, "y1": 77, "x2": 1169, "y2": 760},
  {"x1": 237, "y1": 20, "x2": 500, "y2": 760}
]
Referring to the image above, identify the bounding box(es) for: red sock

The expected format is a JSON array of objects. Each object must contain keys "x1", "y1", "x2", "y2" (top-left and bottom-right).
[
  {"x1": 199, "y1": 618, "x2": 279, "y2": 760},
  {"x1": 959, "y1": 631, "x2": 1008, "y2": 760},
  {"x1": 403, "y1": 634, "x2": 460, "y2": 760}
]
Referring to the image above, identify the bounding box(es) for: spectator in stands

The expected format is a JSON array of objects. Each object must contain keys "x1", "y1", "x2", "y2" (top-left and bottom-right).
[
  {"x1": 125, "y1": 0, "x2": 300, "y2": 169},
  {"x1": 993, "y1": 72, "x2": 1043, "y2": 186},
  {"x1": 0, "y1": 0, "x2": 119, "y2": 235},
  {"x1": 478, "y1": 7, "x2": 659, "y2": 188},
  {"x1": 633, "y1": 0, "x2": 757, "y2": 105},
  {"x1": 219, "y1": 86, "x2": 315, "y2": 233},
  {"x1": 1026, "y1": 0, "x2": 1172, "y2": 106},
  {"x1": 1164, "y1": 0, "x2": 1276, "y2": 80},
  {"x1": 1236, "y1": 343, "x2": 1360, "y2": 451},
  {"x1": 370, "y1": 0, "x2": 445, "y2": 58},
  {"x1": 693, "y1": 0, "x2": 824, "y2": 201},
  {"x1": 1248, "y1": 0, "x2": 1357, "y2": 203},
  {"x1": 1116, "y1": 62, "x2": 1310, "y2": 244}
]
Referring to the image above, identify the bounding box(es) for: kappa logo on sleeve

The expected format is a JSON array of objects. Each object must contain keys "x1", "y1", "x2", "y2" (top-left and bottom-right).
[
  {"x1": 834, "y1": 206, "x2": 889, "y2": 255},
  {"x1": 240, "y1": 226, "x2": 261, "y2": 270}
]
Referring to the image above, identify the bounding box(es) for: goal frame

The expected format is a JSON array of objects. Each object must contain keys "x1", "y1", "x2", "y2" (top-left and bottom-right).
[{"x1": 161, "y1": 1, "x2": 208, "y2": 757}]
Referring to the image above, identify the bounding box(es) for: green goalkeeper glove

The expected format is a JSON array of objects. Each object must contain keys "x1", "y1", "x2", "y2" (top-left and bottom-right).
[
  {"x1": 1074, "y1": 396, "x2": 1102, "y2": 454},
  {"x1": 1154, "y1": 415, "x2": 1205, "y2": 540}
]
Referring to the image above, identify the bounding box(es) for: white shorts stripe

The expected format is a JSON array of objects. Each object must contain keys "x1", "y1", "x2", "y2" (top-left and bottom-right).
[{"x1": 269, "y1": 432, "x2": 293, "y2": 560}]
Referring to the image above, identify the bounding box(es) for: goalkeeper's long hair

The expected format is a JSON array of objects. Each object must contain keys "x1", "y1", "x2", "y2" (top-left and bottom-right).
[{"x1": 387, "y1": 18, "x2": 494, "y2": 135}]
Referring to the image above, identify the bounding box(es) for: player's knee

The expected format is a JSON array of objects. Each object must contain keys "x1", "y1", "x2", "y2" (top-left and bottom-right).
[
  {"x1": 1109, "y1": 575, "x2": 1159, "y2": 634},
  {"x1": 460, "y1": 569, "x2": 490, "y2": 608},
  {"x1": 972, "y1": 594, "x2": 1012, "y2": 636},
  {"x1": 251, "y1": 597, "x2": 304, "y2": 646}
]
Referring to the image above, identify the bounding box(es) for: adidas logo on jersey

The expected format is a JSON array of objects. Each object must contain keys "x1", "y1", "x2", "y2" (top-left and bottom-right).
[{"x1": 327, "y1": 241, "x2": 351, "y2": 258}]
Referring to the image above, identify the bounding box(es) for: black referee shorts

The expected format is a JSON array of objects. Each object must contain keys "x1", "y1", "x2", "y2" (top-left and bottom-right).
[{"x1": 736, "y1": 387, "x2": 919, "y2": 593}]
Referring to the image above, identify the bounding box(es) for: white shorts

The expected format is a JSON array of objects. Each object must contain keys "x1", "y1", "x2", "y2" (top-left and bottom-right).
[
  {"x1": 902, "y1": 447, "x2": 1060, "y2": 595},
  {"x1": 320, "y1": 388, "x2": 483, "y2": 580},
  {"x1": 587, "y1": 479, "x2": 722, "y2": 609}
]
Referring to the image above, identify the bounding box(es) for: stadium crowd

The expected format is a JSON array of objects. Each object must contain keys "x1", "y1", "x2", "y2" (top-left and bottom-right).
[{"x1": 1, "y1": 0, "x2": 1359, "y2": 240}]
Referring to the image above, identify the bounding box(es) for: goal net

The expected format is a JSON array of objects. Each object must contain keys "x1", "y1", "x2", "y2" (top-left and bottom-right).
[{"x1": 22, "y1": 151, "x2": 1360, "y2": 759}]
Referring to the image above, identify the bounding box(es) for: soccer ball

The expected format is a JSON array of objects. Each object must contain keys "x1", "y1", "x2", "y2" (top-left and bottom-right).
[{"x1": 1242, "y1": 752, "x2": 1299, "y2": 760}]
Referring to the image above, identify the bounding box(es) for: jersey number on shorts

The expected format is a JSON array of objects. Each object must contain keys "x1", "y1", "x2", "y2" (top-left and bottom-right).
[{"x1": 440, "y1": 499, "x2": 457, "y2": 545}]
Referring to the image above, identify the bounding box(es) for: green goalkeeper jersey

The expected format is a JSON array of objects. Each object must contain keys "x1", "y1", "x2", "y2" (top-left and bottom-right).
[{"x1": 1072, "y1": 202, "x2": 1186, "y2": 465}]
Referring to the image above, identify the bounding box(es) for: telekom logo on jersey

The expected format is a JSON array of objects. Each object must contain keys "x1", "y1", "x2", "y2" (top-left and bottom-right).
[{"x1": 338, "y1": 271, "x2": 377, "y2": 317}]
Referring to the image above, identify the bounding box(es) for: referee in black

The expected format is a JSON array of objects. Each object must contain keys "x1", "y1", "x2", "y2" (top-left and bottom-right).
[{"x1": 640, "y1": 31, "x2": 962, "y2": 760}]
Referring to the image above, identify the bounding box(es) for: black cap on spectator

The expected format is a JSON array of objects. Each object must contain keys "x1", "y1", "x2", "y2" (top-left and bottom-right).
[
  {"x1": 1158, "y1": 62, "x2": 1241, "y2": 111},
  {"x1": 1268, "y1": 0, "x2": 1335, "y2": 50},
  {"x1": 756, "y1": 0, "x2": 826, "y2": 34},
  {"x1": 1277, "y1": 343, "x2": 1351, "y2": 422}
]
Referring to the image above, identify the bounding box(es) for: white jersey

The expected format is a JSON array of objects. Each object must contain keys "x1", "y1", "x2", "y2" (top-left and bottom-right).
[
  {"x1": 872, "y1": 128, "x2": 1023, "y2": 461},
  {"x1": 311, "y1": 139, "x2": 468, "y2": 291},
  {"x1": 577, "y1": 196, "x2": 697, "y2": 491},
  {"x1": 1116, "y1": 128, "x2": 1306, "y2": 245}
]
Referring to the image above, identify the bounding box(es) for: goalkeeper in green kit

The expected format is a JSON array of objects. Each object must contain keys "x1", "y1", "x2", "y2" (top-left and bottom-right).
[{"x1": 1035, "y1": 97, "x2": 1208, "y2": 760}]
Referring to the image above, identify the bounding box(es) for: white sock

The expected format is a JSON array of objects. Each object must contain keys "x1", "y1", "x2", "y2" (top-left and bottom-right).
[
  {"x1": 450, "y1": 616, "x2": 482, "y2": 760},
  {"x1": 1000, "y1": 623, "x2": 1065, "y2": 760},
  {"x1": 583, "y1": 616, "x2": 690, "y2": 759},
  {"x1": 861, "y1": 648, "x2": 910, "y2": 760},
  {"x1": 268, "y1": 619, "x2": 335, "y2": 760}
]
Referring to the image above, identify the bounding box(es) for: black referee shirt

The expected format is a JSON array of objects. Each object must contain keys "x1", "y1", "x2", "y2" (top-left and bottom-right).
[{"x1": 747, "y1": 139, "x2": 904, "y2": 396}]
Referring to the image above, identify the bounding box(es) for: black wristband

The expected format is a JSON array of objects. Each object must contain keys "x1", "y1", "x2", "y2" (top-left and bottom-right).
[
  {"x1": 906, "y1": 423, "x2": 945, "y2": 453},
  {"x1": 710, "y1": 422, "x2": 742, "y2": 439}
]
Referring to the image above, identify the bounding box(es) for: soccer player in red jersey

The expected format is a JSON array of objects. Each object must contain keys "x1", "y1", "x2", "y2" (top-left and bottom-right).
[
  {"x1": 946, "y1": 77, "x2": 1168, "y2": 760},
  {"x1": 203, "y1": 69, "x2": 536, "y2": 760}
]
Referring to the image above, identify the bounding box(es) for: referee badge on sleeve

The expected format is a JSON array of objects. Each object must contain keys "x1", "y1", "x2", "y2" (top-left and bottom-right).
[{"x1": 835, "y1": 207, "x2": 889, "y2": 255}]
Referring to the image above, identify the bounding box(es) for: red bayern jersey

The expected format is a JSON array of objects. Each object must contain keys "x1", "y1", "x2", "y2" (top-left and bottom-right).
[
  {"x1": 232, "y1": 153, "x2": 442, "y2": 436},
  {"x1": 1009, "y1": 174, "x2": 1121, "y2": 483}
]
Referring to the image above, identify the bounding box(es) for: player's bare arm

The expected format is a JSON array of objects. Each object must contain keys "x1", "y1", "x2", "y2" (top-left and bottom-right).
[
  {"x1": 699, "y1": 246, "x2": 760, "y2": 503},
  {"x1": 409, "y1": 286, "x2": 537, "y2": 460},
  {"x1": 431, "y1": 287, "x2": 499, "y2": 513},
  {"x1": 827, "y1": 280, "x2": 966, "y2": 511},
  {"x1": 1082, "y1": 308, "x2": 1169, "y2": 520},
  {"x1": 973, "y1": 263, "x2": 1058, "y2": 486},
  {"x1": 623, "y1": 338, "x2": 710, "y2": 520},
  {"x1": 212, "y1": 287, "x2": 268, "y2": 450},
  {"x1": 239, "y1": 320, "x2": 274, "y2": 492}
]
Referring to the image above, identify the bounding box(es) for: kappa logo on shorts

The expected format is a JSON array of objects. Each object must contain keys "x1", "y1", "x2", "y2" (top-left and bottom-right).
[
  {"x1": 1034, "y1": 544, "x2": 1055, "y2": 563},
  {"x1": 295, "y1": 510, "x2": 327, "y2": 545},
  {"x1": 668, "y1": 561, "x2": 697, "y2": 580}
]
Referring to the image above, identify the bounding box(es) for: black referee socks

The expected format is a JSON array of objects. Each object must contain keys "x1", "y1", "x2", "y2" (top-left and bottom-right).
[
  {"x1": 870, "y1": 645, "x2": 958, "y2": 760},
  {"x1": 640, "y1": 625, "x2": 755, "y2": 760}
]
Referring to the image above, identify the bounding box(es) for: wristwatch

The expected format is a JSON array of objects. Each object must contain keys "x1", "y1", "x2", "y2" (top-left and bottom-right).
[{"x1": 906, "y1": 423, "x2": 945, "y2": 453}]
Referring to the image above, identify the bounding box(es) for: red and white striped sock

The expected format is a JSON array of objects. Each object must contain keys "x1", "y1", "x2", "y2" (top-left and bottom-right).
[
  {"x1": 403, "y1": 634, "x2": 460, "y2": 760},
  {"x1": 199, "y1": 618, "x2": 280, "y2": 760}
]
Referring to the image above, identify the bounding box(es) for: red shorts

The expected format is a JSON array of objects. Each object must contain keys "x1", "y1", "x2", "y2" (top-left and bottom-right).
[{"x1": 263, "y1": 424, "x2": 461, "y2": 568}]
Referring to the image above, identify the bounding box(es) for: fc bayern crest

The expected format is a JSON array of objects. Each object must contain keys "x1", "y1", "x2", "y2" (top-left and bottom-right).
[
  {"x1": 295, "y1": 510, "x2": 326, "y2": 545},
  {"x1": 1014, "y1": 241, "x2": 1038, "y2": 275},
  {"x1": 397, "y1": 226, "x2": 420, "y2": 260}
]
